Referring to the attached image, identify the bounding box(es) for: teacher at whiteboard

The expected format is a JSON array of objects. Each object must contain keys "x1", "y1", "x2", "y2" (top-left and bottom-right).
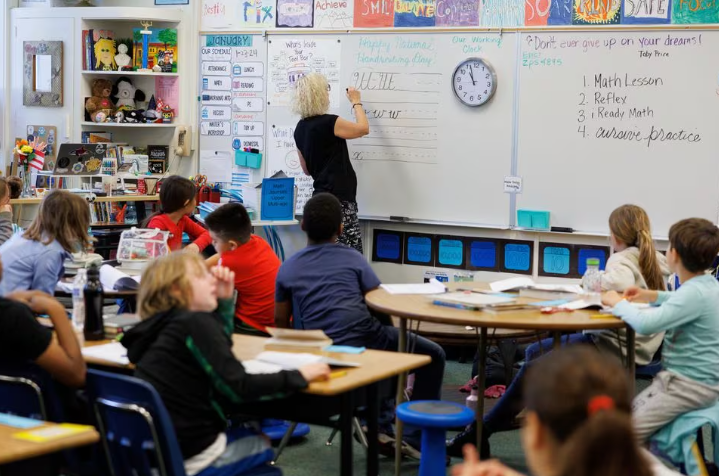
[{"x1": 292, "y1": 72, "x2": 369, "y2": 254}]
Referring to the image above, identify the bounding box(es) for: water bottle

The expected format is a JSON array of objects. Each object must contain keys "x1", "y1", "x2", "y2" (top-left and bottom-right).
[
  {"x1": 83, "y1": 264, "x2": 105, "y2": 342},
  {"x1": 582, "y1": 258, "x2": 603, "y2": 304},
  {"x1": 125, "y1": 202, "x2": 138, "y2": 225},
  {"x1": 465, "y1": 386, "x2": 479, "y2": 412},
  {"x1": 71, "y1": 269, "x2": 87, "y2": 330}
]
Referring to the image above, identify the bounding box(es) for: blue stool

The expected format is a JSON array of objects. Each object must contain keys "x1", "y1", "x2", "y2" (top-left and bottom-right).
[{"x1": 397, "y1": 401, "x2": 475, "y2": 475}]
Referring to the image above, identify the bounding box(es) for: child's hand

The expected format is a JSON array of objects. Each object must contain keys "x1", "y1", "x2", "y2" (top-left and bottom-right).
[
  {"x1": 299, "y1": 363, "x2": 331, "y2": 382},
  {"x1": 451, "y1": 446, "x2": 522, "y2": 476},
  {"x1": 211, "y1": 265, "x2": 235, "y2": 300},
  {"x1": 184, "y1": 243, "x2": 201, "y2": 254},
  {"x1": 601, "y1": 290, "x2": 623, "y2": 307}
]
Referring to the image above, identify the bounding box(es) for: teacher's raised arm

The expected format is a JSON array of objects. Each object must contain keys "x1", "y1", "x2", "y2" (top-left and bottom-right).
[{"x1": 292, "y1": 73, "x2": 368, "y2": 254}]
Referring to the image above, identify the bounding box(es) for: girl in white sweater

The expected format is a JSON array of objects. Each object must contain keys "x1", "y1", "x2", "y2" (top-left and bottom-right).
[{"x1": 448, "y1": 204, "x2": 669, "y2": 458}]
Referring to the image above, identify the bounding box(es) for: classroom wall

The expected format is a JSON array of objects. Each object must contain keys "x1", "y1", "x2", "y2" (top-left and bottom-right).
[{"x1": 6, "y1": 0, "x2": 675, "y2": 286}]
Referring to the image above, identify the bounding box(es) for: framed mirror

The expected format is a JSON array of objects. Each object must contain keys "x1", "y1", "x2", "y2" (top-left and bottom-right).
[{"x1": 23, "y1": 41, "x2": 63, "y2": 107}]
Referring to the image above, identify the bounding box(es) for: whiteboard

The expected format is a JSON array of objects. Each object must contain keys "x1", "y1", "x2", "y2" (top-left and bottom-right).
[
  {"x1": 516, "y1": 30, "x2": 719, "y2": 235},
  {"x1": 266, "y1": 32, "x2": 516, "y2": 226}
]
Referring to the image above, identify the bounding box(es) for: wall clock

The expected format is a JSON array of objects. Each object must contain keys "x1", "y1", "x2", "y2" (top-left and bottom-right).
[{"x1": 452, "y1": 58, "x2": 497, "y2": 107}]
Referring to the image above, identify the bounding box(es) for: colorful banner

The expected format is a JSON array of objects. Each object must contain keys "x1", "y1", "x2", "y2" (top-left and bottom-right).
[
  {"x1": 354, "y1": 0, "x2": 395, "y2": 26},
  {"x1": 435, "y1": 0, "x2": 480, "y2": 25},
  {"x1": 394, "y1": 0, "x2": 437, "y2": 25}
]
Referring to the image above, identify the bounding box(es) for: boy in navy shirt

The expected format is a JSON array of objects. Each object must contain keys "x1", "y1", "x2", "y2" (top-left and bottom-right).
[{"x1": 275, "y1": 193, "x2": 445, "y2": 456}]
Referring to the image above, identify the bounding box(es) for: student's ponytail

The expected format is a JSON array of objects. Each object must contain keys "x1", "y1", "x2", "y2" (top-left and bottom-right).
[
  {"x1": 558, "y1": 407, "x2": 652, "y2": 476},
  {"x1": 609, "y1": 204, "x2": 665, "y2": 291},
  {"x1": 636, "y1": 227, "x2": 666, "y2": 291}
]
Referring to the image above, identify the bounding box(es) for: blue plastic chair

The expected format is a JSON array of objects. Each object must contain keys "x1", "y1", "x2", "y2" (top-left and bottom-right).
[
  {"x1": 85, "y1": 369, "x2": 280, "y2": 476},
  {"x1": 397, "y1": 401, "x2": 475, "y2": 476}
]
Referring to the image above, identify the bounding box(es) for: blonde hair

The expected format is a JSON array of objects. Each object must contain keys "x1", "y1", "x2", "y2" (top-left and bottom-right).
[
  {"x1": 609, "y1": 204, "x2": 665, "y2": 291},
  {"x1": 24, "y1": 190, "x2": 93, "y2": 253},
  {"x1": 138, "y1": 253, "x2": 207, "y2": 320},
  {"x1": 94, "y1": 38, "x2": 117, "y2": 69},
  {"x1": 292, "y1": 72, "x2": 330, "y2": 119}
]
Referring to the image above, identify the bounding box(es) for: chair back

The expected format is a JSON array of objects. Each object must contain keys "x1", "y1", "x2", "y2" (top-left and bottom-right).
[
  {"x1": 85, "y1": 369, "x2": 187, "y2": 476},
  {"x1": 0, "y1": 361, "x2": 51, "y2": 419}
]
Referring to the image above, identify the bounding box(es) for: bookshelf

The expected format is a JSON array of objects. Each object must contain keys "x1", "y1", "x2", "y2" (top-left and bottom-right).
[{"x1": 77, "y1": 8, "x2": 184, "y2": 175}]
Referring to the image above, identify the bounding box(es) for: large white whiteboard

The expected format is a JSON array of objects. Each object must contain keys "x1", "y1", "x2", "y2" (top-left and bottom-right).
[
  {"x1": 516, "y1": 30, "x2": 719, "y2": 235},
  {"x1": 265, "y1": 32, "x2": 516, "y2": 226}
]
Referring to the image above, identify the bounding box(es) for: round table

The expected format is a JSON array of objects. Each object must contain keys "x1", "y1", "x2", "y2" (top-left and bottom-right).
[{"x1": 366, "y1": 284, "x2": 634, "y2": 472}]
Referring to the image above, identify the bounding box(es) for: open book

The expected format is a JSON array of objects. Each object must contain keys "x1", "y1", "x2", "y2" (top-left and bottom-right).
[
  {"x1": 100, "y1": 265, "x2": 141, "y2": 291},
  {"x1": 490, "y1": 277, "x2": 583, "y2": 300}
]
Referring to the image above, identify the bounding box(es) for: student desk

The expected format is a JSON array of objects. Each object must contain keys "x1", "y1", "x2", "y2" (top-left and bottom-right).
[
  {"x1": 0, "y1": 420, "x2": 99, "y2": 465},
  {"x1": 365, "y1": 284, "x2": 634, "y2": 473},
  {"x1": 82, "y1": 335, "x2": 431, "y2": 476}
]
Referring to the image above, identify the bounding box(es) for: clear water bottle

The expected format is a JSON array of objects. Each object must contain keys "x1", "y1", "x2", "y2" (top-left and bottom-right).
[
  {"x1": 125, "y1": 202, "x2": 138, "y2": 225},
  {"x1": 582, "y1": 258, "x2": 603, "y2": 304},
  {"x1": 71, "y1": 269, "x2": 87, "y2": 330},
  {"x1": 84, "y1": 264, "x2": 105, "y2": 342},
  {"x1": 465, "y1": 386, "x2": 479, "y2": 412}
]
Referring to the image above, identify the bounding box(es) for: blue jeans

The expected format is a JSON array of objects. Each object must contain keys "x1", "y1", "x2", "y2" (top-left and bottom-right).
[{"x1": 483, "y1": 333, "x2": 594, "y2": 434}]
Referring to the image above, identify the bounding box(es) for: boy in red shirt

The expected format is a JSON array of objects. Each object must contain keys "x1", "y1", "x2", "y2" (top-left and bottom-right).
[{"x1": 205, "y1": 203, "x2": 280, "y2": 335}]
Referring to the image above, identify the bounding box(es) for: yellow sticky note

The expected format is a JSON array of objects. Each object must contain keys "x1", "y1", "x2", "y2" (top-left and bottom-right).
[{"x1": 13, "y1": 424, "x2": 93, "y2": 442}]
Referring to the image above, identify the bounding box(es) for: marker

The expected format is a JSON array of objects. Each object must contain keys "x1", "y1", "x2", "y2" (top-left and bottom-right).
[
  {"x1": 330, "y1": 370, "x2": 347, "y2": 379},
  {"x1": 432, "y1": 300, "x2": 480, "y2": 311}
]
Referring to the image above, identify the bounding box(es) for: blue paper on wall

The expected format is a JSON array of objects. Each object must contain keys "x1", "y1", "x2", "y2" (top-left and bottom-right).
[{"x1": 261, "y1": 177, "x2": 295, "y2": 221}]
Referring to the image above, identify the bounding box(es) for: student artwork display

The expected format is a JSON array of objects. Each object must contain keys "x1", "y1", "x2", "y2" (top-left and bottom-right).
[
  {"x1": 277, "y1": 0, "x2": 315, "y2": 26},
  {"x1": 200, "y1": 0, "x2": 719, "y2": 27},
  {"x1": 132, "y1": 27, "x2": 178, "y2": 72},
  {"x1": 267, "y1": 37, "x2": 341, "y2": 107}
]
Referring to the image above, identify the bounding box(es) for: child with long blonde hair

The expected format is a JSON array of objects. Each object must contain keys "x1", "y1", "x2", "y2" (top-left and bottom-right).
[
  {"x1": 449, "y1": 204, "x2": 670, "y2": 457},
  {"x1": 121, "y1": 253, "x2": 329, "y2": 476},
  {"x1": 0, "y1": 190, "x2": 92, "y2": 295},
  {"x1": 0, "y1": 178, "x2": 14, "y2": 246}
]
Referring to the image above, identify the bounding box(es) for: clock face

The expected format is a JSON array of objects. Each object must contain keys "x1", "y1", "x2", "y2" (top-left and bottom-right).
[{"x1": 452, "y1": 58, "x2": 497, "y2": 107}]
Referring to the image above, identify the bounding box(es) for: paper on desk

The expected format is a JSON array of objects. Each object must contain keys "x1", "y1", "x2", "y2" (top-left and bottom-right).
[
  {"x1": 0, "y1": 413, "x2": 44, "y2": 429},
  {"x1": 490, "y1": 277, "x2": 535, "y2": 292},
  {"x1": 100, "y1": 265, "x2": 140, "y2": 291},
  {"x1": 255, "y1": 351, "x2": 360, "y2": 369},
  {"x1": 200, "y1": 151, "x2": 232, "y2": 183},
  {"x1": 381, "y1": 278, "x2": 447, "y2": 295},
  {"x1": 81, "y1": 342, "x2": 129, "y2": 365},
  {"x1": 13, "y1": 424, "x2": 94, "y2": 442},
  {"x1": 242, "y1": 360, "x2": 284, "y2": 375}
]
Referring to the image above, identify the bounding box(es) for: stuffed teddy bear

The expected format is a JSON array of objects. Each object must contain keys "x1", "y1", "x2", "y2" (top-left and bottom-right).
[
  {"x1": 85, "y1": 78, "x2": 115, "y2": 119},
  {"x1": 113, "y1": 77, "x2": 146, "y2": 109}
]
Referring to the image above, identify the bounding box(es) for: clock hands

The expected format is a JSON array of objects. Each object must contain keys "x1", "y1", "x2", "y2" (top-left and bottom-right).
[{"x1": 468, "y1": 64, "x2": 476, "y2": 86}]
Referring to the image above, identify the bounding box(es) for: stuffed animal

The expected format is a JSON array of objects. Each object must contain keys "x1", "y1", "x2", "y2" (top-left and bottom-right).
[
  {"x1": 85, "y1": 78, "x2": 115, "y2": 119},
  {"x1": 113, "y1": 77, "x2": 146, "y2": 109},
  {"x1": 94, "y1": 38, "x2": 117, "y2": 71},
  {"x1": 124, "y1": 110, "x2": 146, "y2": 124}
]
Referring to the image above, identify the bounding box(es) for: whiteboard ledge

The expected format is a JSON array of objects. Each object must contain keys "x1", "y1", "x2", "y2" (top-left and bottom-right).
[{"x1": 359, "y1": 215, "x2": 510, "y2": 230}]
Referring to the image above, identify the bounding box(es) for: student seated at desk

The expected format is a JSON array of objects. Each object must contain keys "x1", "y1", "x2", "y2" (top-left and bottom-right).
[
  {"x1": 204, "y1": 203, "x2": 280, "y2": 336},
  {"x1": 449, "y1": 204, "x2": 670, "y2": 457},
  {"x1": 0, "y1": 256, "x2": 86, "y2": 387},
  {"x1": 121, "y1": 253, "x2": 329, "y2": 476},
  {"x1": 0, "y1": 190, "x2": 93, "y2": 296},
  {"x1": 453, "y1": 347, "x2": 681, "y2": 476},
  {"x1": 603, "y1": 218, "x2": 719, "y2": 443},
  {"x1": 275, "y1": 193, "x2": 446, "y2": 456},
  {"x1": 143, "y1": 176, "x2": 211, "y2": 254}
]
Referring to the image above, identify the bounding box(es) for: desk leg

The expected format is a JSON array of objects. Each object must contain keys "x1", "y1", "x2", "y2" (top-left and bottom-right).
[
  {"x1": 626, "y1": 327, "x2": 636, "y2": 394},
  {"x1": 367, "y1": 383, "x2": 380, "y2": 476},
  {"x1": 475, "y1": 328, "x2": 488, "y2": 454},
  {"x1": 395, "y1": 318, "x2": 408, "y2": 476},
  {"x1": 552, "y1": 331, "x2": 562, "y2": 350},
  {"x1": 340, "y1": 392, "x2": 354, "y2": 476}
]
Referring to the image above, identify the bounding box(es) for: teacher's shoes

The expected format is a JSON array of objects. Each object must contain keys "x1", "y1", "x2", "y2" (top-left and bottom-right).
[{"x1": 446, "y1": 422, "x2": 490, "y2": 459}]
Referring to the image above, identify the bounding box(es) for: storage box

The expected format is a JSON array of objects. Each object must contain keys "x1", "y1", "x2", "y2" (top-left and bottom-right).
[
  {"x1": 517, "y1": 209, "x2": 550, "y2": 230},
  {"x1": 234, "y1": 150, "x2": 262, "y2": 169}
]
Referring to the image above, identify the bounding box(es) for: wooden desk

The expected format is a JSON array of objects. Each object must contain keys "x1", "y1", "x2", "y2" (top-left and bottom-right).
[
  {"x1": 0, "y1": 421, "x2": 99, "y2": 465},
  {"x1": 366, "y1": 283, "x2": 634, "y2": 474},
  {"x1": 84, "y1": 335, "x2": 430, "y2": 476}
]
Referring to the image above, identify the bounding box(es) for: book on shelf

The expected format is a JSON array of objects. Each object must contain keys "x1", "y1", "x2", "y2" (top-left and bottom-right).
[{"x1": 81, "y1": 131, "x2": 114, "y2": 144}]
